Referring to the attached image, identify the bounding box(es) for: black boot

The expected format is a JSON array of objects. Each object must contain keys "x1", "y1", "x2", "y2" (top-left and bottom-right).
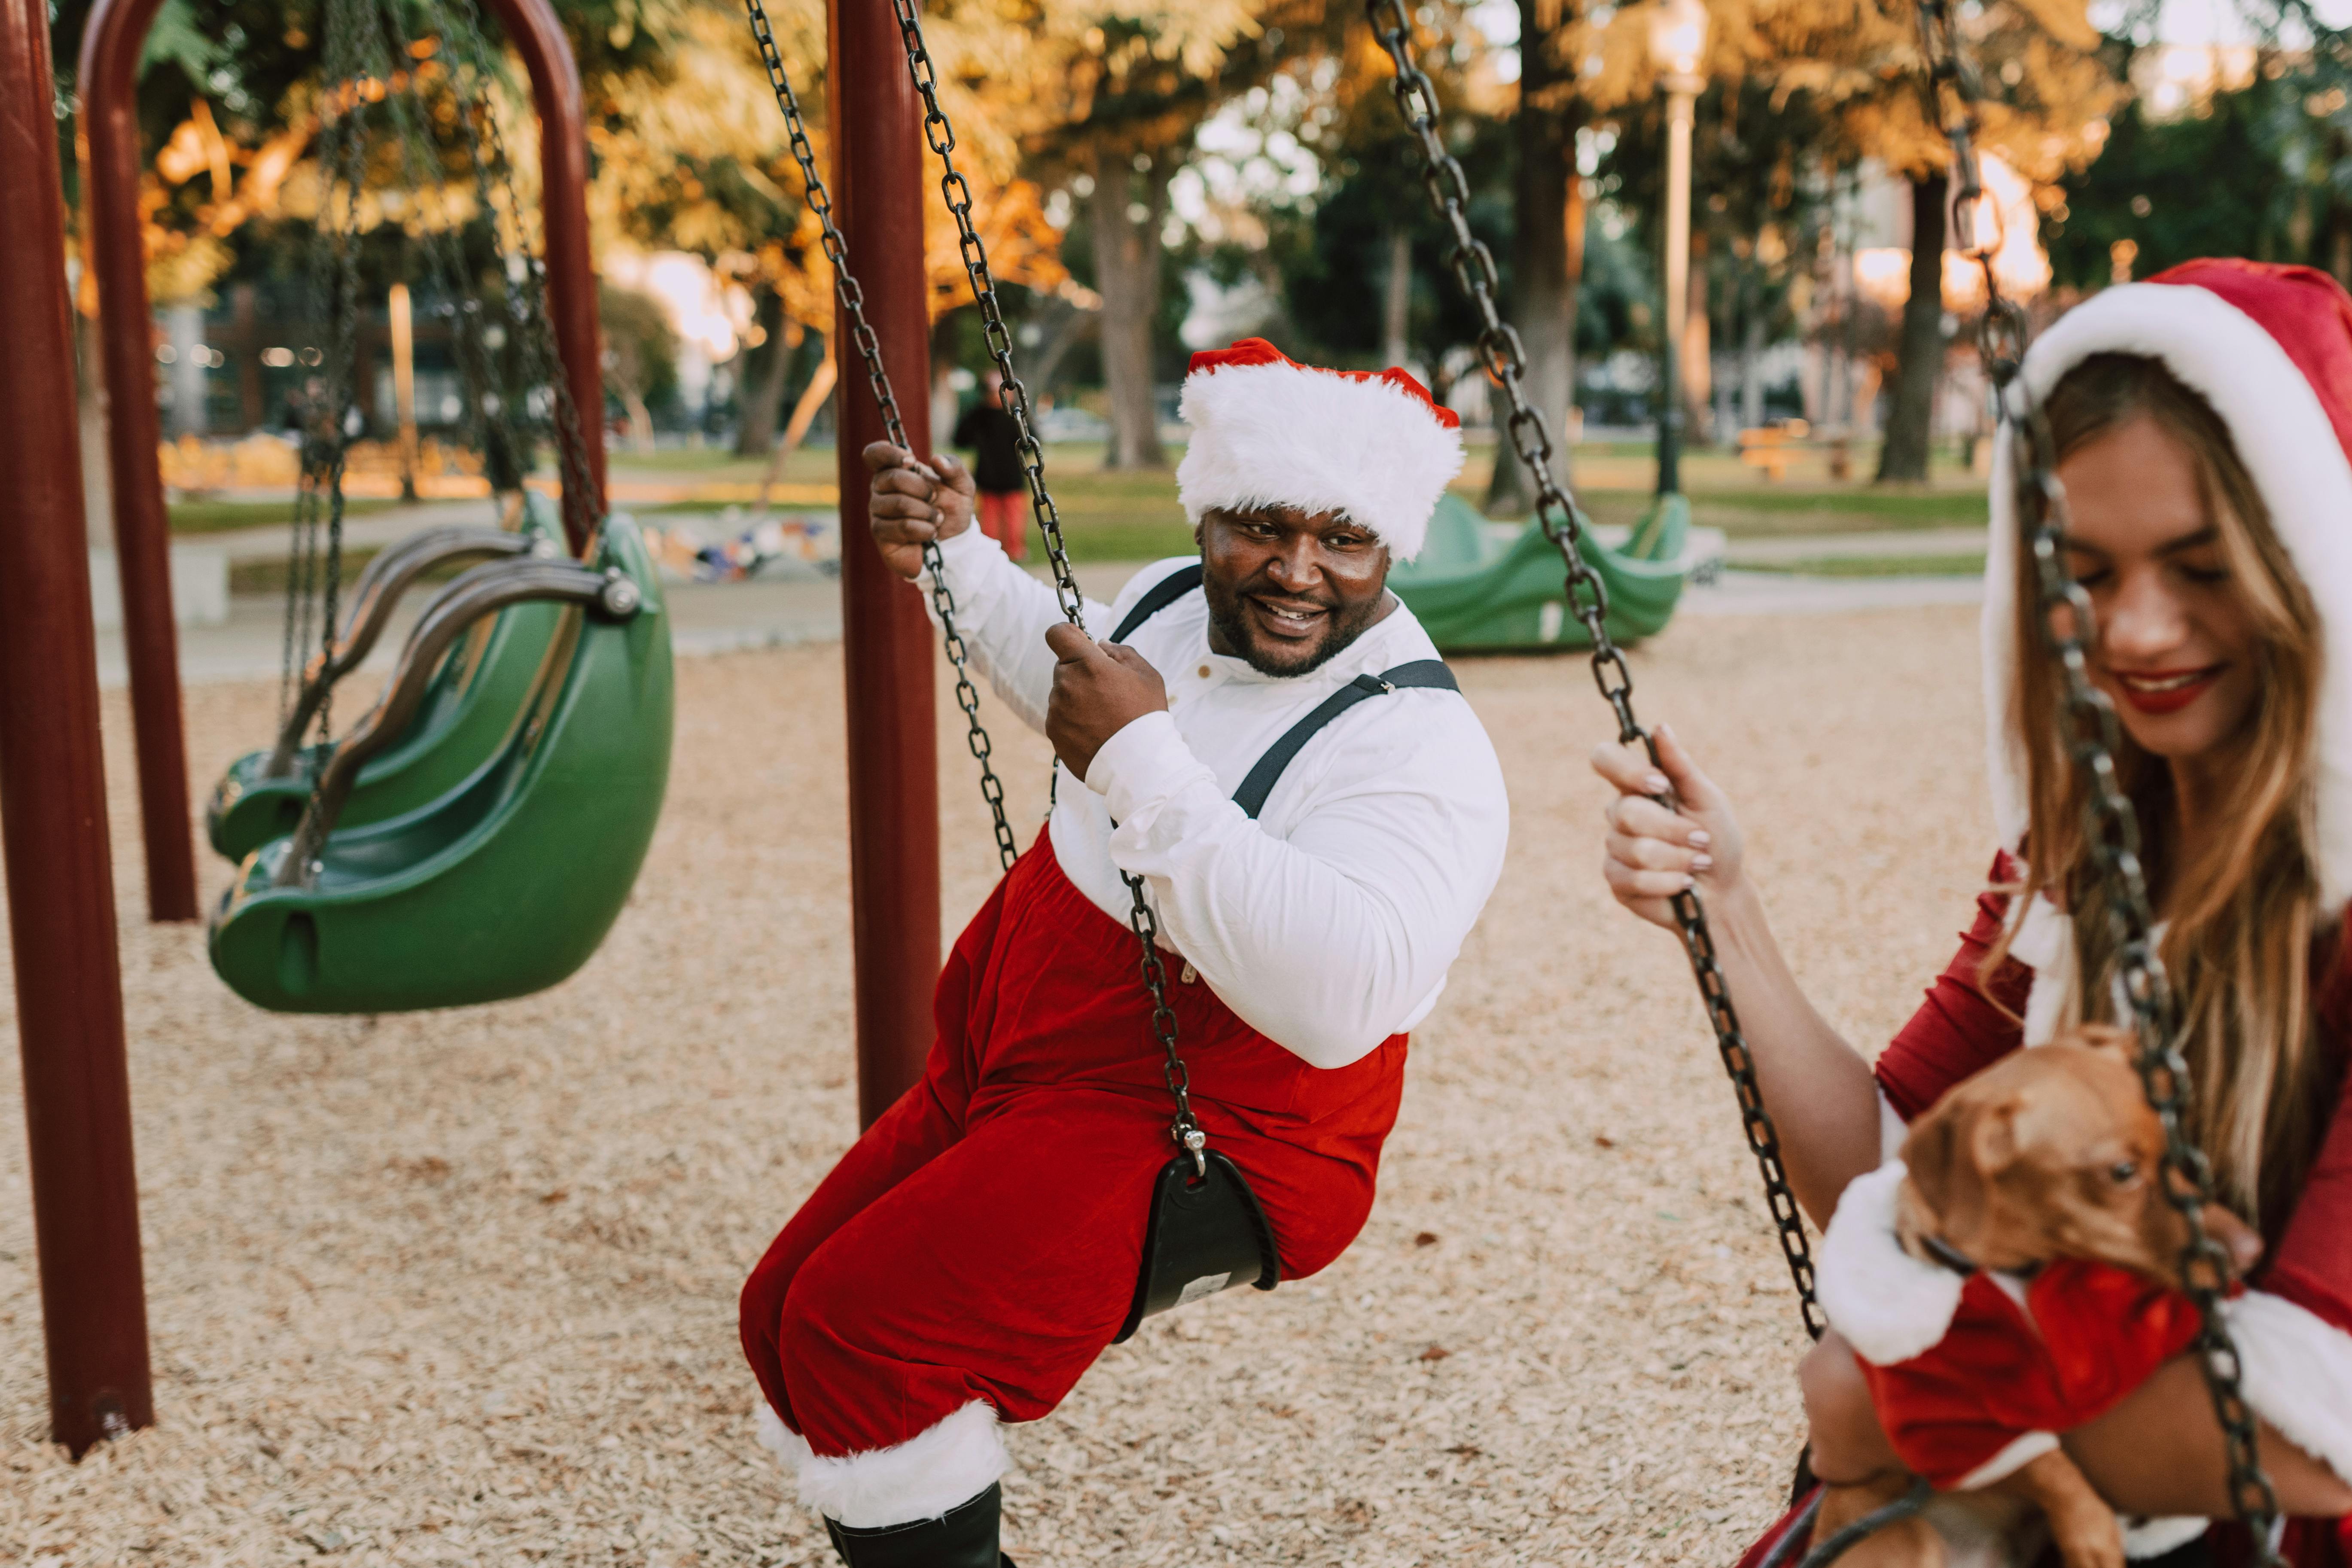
[{"x1": 823, "y1": 1483, "x2": 1015, "y2": 1568}]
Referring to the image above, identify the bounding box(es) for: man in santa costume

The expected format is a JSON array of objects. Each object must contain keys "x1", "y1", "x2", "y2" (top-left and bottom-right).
[{"x1": 740, "y1": 339, "x2": 1510, "y2": 1566}]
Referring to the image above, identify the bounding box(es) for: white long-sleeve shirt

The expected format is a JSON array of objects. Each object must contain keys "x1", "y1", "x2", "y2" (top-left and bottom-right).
[{"x1": 920, "y1": 524, "x2": 1510, "y2": 1069}]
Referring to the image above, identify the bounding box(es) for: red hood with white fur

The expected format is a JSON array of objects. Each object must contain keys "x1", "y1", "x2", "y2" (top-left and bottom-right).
[{"x1": 1984, "y1": 262, "x2": 2352, "y2": 907}]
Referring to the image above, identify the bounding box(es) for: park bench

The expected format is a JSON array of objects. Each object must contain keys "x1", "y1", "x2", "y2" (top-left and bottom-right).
[{"x1": 1737, "y1": 420, "x2": 1811, "y2": 482}]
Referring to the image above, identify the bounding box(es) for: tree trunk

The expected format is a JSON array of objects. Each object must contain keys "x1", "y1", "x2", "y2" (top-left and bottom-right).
[
  {"x1": 1740, "y1": 276, "x2": 1765, "y2": 431},
  {"x1": 1090, "y1": 150, "x2": 1170, "y2": 470},
  {"x1": 734, "y1": 297, "x2": 798, "y2": 457},
  {"x1": 1024, "y1": 298, "x2": 1098, "y2": 407},
  {"x1": 1681, "y1": 228, "x2": 1712, "y2": 445},
  {"x1": 1487, "y1": 0, "x2": 1583, "y2": 517},
  {"x1": 754, "y1": 342, "x2": 837, "y2": 517},
  {"x1": 623, "y1": 388, "x2": 655, "y2": 452},
  {"x1": 1380, "y1": 227, "x2": 1412, "y2": 370},
  {"x1": 1878, "y1": 173, "x2": 1947, "y2": 483}
]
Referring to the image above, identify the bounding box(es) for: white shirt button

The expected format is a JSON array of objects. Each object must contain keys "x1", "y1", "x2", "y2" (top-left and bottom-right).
[{"x1": 1197, "y1": 665, "x2": 1211, "y2": 679}]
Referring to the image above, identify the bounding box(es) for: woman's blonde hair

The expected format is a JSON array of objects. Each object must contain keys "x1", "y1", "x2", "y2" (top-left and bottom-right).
[{"x1": 1991, "y1": 351, "x2": 2335, "y2": 1235}]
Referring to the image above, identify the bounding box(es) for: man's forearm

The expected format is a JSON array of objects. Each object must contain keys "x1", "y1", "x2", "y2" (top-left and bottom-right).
[
  {"x1": 1089, "y1": 713, "x2": 1502, "y2": 1069},
  {"x1": 925, "y1": 527, "x2": 1099, "y2": 733}
]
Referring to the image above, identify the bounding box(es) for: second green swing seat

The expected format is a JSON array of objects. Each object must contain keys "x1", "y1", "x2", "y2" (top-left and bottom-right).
[
  {"x1": 208, "y1": 518, "x2": 674, "y2": 1014},
  {"x1": 1387, "y1": 490, "x2": 1692, "y2": 652},
  {"x1": 206, "y1": 493, "x2": 571, "y2": 863}
]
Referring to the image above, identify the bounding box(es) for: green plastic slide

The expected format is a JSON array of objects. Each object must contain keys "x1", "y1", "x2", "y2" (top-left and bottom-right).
[
  {"x1": 208, "y1": 518, "x2": 675, "y2": 1014},
  {"x1": 207, "y1": 493, "x2": 569, "y2": 862},
  {"x1": 1388, "y1": 491, "x2": 1692, "y2": 652}
]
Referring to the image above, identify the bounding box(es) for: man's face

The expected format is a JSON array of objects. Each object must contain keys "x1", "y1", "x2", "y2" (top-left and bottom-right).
[{"x1": 1196, "y1": 506, "x2": 1393, "y2": 676}]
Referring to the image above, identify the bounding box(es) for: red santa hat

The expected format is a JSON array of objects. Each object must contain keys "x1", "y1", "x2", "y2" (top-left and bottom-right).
[{"x1": 1175, "y1": 338, "x2": 1465, "y2": 563}]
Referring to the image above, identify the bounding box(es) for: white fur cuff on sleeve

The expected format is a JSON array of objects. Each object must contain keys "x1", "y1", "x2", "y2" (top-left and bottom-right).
[
  {"x1": 1818, "y1": 1160, "x2": 1967, "y2": 1366},
  {"x1": 2225, "y1": 1289, "x2": 2352, "y2": 1483}
]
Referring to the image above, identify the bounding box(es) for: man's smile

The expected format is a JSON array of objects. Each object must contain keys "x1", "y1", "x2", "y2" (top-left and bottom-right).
[{"x1": 1244, "y1": 593, "x2": 1331, "y2": 642}]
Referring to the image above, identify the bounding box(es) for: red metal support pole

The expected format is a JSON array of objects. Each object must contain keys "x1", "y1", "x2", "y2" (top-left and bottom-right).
[
  {"x1": 2, "y1": 0, "x2": 155, "y2": 1457},
  {"x1": 77, "y1": 0, "x2": 198, "y2": 924},
  {"x1": 483, "y1": 0, "x2": 607, "y2": 554},
  {"x1": 831, "y1": 0, "x2": 941, "y2": 1128}
]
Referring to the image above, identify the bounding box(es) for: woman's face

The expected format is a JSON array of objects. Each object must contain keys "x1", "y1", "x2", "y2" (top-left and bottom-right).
[{"x1": 2056, "y1": 413, "x2": 2261, "y2": 766}]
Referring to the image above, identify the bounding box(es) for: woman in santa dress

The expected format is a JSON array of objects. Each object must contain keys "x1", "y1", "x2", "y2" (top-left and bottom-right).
[{"x1": 1593, "y1": 258, "x2": 2352, "y2": 1565}]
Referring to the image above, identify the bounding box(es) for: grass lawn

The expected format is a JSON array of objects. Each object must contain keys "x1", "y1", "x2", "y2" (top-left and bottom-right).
[
  {"x1": 275, "y1": 436, "x2": 1996, "y2": 563},
  {"x1": 171, "y1": 498, "x2": 398, "y2": 535},
  {"x1": 225, "y1": 544, "x2": 509, "y2": 597},
  {"x1": 1736, "y1": 552, "x2": 1987, "y2": 578}
]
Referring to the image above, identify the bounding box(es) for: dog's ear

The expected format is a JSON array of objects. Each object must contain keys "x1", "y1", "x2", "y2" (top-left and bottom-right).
[
  {"x1": 1899, "y1": 1101, "x2": 1963, "y2": 1224},
  {"x1": 2069, "y1": 1023, "x2": 2141, "y2": 1069},
  {"x1": 1969, "y1": 1093, "x2": 2030, "y2": 1179}
]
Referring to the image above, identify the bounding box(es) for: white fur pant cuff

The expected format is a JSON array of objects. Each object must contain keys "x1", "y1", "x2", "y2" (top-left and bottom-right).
[{"x1": 753, "y1": 1399, "x2": 1010, "y2": 1529}]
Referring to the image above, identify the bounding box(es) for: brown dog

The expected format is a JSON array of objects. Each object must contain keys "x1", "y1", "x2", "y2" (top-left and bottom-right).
[{"x1": 1807, "y1": 1025, "x2": 2261, "y2": 1568}]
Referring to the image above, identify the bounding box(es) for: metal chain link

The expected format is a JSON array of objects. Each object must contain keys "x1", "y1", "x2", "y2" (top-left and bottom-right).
[
  {"x1": 888, "y1": 0, "x2": 1204, "y2": 1169},
  {"x1": 310, "y1": 0, "x2": 377, "y2": 747},
  {"x1": 887, "y1": 0, "x2": 1088, "y2": 626},
  {"x1": 1366, "y1": 0, "x2": 1824, "y2": 1336},
  {"x1": 365, "y1": 0, "x2": 512, "y2": 493},
  {"x1": 430, "y1": 0, "x2": 605, "y2": 546},
  {"x1": 1919, "y1": 3, "x2": 2285, "y2": 1555},
  {"x1": 741, "y1": 0, "x2": 1018, "y2": 872}
]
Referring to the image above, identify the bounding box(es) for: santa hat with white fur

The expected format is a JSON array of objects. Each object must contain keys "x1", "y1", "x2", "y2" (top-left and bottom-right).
[
  {"x1": 1813, "y1": 260, "x2": 2352, "y2": 1526},
  {"x1": 1176, "y1": 338, "x2": 1465, "y2": 563}
]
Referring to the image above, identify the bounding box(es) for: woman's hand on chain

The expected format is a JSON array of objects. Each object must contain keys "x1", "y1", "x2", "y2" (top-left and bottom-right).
[
  {"x1": 1590, "y1": 723, "x2": 1744, "y2": 930},
  {"x1": 862, "y1": 441, "x2": 974, "y2": 580}
]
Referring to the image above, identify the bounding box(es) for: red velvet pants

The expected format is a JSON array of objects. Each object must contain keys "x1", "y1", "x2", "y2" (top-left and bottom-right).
[{"x1": 739, "y1": 830, "x2": 1406, "y2": 1457}]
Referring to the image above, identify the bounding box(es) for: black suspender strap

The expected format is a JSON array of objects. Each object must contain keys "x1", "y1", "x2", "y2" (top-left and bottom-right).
[
  {"x1": 1109, "y1": 562, "x2": 1204, "y2": 642},
  {"x1": 1100, "y1": 564, "x2": 1458, "y2": 821},
  {"x1": 1230, "y1": 659, "x2": 1459, "y2": 819}
]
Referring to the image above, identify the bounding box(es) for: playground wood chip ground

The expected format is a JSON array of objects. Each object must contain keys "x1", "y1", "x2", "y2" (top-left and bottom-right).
[{"x1": 1, "y1": 601, "x2": 1993, "y2": 1566}]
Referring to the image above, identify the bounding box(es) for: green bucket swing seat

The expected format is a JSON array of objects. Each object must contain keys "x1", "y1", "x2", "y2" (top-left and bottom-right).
[
  {"x1": 208, "y1": 517, "x2": 674, "y2": 1014},
  {"x1": 1387, "y1": 491, "x2": 1692, "y2": 652},
  {"x1": 205, "y1": 493, "x2": 570, "y2": 862}
]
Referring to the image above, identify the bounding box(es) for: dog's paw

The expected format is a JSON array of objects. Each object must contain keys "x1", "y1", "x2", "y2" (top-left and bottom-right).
[
  {"x1": 1841, "y1": 1513, "x2": 1948, "y2": 1568},
  {"x1": 2046, "y1": 1508, "x2": 2124, "y2": 1568}
]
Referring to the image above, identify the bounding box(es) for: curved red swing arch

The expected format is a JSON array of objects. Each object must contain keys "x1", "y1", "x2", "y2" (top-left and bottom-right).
[
  {"x1": 9, "y1": 0, "x2": 945, "y2": 1458},
  {"x1": 76, "y1": 0, "x2": 612, "y2": 924}
]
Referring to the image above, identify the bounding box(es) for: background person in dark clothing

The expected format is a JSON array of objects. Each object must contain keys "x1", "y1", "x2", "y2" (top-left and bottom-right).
[{"x1": 950, "y1": 370, "x2": 1027, "y2": 561}]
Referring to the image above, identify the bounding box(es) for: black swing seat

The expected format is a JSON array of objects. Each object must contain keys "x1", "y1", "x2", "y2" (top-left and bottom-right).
[
  {"x1": 1111, "y1": 562, "x2": 1461, "y2": 1337},
  {"x1": 1115, "y1": 1148, "x2": 1279, "y2": 1343}
]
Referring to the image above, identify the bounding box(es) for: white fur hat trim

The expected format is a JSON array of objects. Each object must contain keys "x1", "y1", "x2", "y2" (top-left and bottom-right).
[
  {"x1": 753, "y1": 1398, "x2": 1010, "y2": 1529},
  {"x1": 1984, "y1": 281, "x2": 2352, "y2": 907},
  {"x1": 1816, "y1": 1159, "x2": 1966, "y2": 1366},
  {"x1": 1176, "y1": 356, "x2": 1465, "y2": 563}
]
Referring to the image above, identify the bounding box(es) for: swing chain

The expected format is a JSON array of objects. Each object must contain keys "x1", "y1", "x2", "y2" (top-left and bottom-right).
[
  {"x1": 887, "y1": 0, "x2": 1089, "y2": 631},
  {"x1": 1918, "y1": 3, "x2": 2285, "y2": 1557},
  {"x1": 309, "y1": 0, "x2": 378, "y2": 748},
  {"x1": 742, "y1": 0, "x2": 1018, "y2": 872},
  {"x1": 430, "y1": 0, "x2": 605, "y2": 542},
  {"x1": 1366, "y1": 0, "x2": 1825, "y2": 1339},
  {"x1": 364, "y1": 0, "x2": 509, "y2": 497},
  {"x1": 887, "y1": 0, "x2": 1204, "y2": 1160},
  {"x1": 1125, "y1": 870, "x2": 1203, "y2": 1173}
]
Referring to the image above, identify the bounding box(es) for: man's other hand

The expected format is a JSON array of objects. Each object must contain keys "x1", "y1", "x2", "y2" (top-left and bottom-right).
[
  {"x1": 1045, "y1": 624, "x2": 1169, "y2": 782},
  {"x1": 863, "y1": 441, "x2": 975, "y2": 580}
]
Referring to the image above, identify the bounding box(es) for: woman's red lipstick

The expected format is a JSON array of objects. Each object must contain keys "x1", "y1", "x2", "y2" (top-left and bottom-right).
[{"x1": 2110, "y1": 665, "x2": 2224, "y2": 715}]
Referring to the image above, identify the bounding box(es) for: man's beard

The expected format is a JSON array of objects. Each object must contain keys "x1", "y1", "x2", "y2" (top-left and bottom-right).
[{"x1": 1203, "y1": 578, "x2": 1388, "y2": 677}]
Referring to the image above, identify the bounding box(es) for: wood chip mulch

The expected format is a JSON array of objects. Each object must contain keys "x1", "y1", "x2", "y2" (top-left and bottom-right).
[{"x1": 2, "y1": 603, "x2": 1992, "y2": 1565}]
